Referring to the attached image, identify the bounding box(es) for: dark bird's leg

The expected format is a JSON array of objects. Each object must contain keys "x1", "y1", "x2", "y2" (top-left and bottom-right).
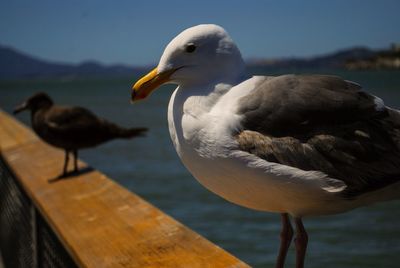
[
  {"x1": 294, "y1": 217, "x2": 308, "y2": 268},
  {"x1": 73, "y1": 150, "x2": 78, "y2": 173},
  {"x1": 276, "y1": 213, "x2": 293, "y2": 268},
  {"x1": 62, "y1": 150, "x2": 70, "y2": 177}
]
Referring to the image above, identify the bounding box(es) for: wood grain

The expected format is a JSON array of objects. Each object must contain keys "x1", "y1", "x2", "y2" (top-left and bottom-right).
[
  {"x1": 0, "y1": 110, "x2": 38, "y2": 151},
  {"x1": 0, "y1": 109, "x2": 250, "y2": 268}
]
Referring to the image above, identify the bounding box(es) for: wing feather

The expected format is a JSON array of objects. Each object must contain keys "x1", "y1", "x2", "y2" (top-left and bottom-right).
[{"x1": 236, "y1": 75, "x2": 400, "y2": 197}]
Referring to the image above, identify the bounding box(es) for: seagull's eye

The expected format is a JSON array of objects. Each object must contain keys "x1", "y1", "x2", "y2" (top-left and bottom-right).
[{"x1": 185, "y1": 43, "x2": 196, "y2": 53}]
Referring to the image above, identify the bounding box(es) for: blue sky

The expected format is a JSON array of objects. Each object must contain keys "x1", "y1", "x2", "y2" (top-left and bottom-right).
[{"x1": 1, "y1": 0, "x2": 399, "y2": 66}]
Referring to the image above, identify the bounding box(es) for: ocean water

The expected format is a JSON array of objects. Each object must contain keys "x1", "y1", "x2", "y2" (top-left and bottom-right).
[{"x1": 1, "y1": 70, "x2": 400, "y2": 268}]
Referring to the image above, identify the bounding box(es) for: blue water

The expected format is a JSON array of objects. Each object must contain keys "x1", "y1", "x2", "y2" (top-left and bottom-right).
[{"x1": 1, "y1": 70, "x2": 400, "y2": 268}]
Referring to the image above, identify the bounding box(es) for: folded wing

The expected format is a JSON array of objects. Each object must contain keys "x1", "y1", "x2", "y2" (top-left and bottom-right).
[{"x1": 236, "y1": 75, "x2": 400, "y2": 197}]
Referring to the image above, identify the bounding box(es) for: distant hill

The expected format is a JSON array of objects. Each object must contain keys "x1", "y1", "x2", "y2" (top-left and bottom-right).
[
  {"x1": 345, "y1": 44, "x2": 400, "y2": 70},
  {"x1": 0, "y1": 45, "x2": 145, "y2": 79},
  {"x1": 247, "y1": 47, "x2": 376, "y2": 70},
  {"x1": 0, "y1": 44, "x2": 386, "y2": 80}
]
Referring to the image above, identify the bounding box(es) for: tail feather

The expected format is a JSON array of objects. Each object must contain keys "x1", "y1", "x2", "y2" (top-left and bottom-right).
[
  {"x1": 115, "y1": 127, "x2": 148, "y2": 138},
  {"x1": 101, "y1": 119, "x2": 148, "y2": 139}
]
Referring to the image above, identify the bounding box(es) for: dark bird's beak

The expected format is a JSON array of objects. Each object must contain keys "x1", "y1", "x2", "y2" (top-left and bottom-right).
[{"x1": 13, "y1": 102, "x2": 28, "y2": 114}]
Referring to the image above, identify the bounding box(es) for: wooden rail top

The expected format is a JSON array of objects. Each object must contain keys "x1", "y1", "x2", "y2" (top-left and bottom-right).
[{"x1": 0, "y1": 109, "x2": 249, "y2": 268}]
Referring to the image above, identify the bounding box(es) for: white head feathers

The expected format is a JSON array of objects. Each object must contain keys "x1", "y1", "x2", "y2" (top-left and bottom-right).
[{"x1": 158, "y1": 24, "x2": 245, "y2": 86}]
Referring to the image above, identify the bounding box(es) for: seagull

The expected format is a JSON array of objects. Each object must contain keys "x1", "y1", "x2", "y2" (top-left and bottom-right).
[
  {"x1": 14, "y1": 92, "x2": 147, "y2": 177},
  {"x1": 131, "y1": 24, "x2": 400, "y2": 268}
]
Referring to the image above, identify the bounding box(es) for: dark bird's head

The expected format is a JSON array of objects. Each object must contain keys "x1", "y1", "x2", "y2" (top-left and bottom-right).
[{"x1": 14, "y1": 92, "x2": 54, "y2": 114}]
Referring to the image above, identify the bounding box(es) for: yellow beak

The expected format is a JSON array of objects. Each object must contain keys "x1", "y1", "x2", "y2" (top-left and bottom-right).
[{"x1": 131, "y1": 67, "x2": 176, "y2": 102}]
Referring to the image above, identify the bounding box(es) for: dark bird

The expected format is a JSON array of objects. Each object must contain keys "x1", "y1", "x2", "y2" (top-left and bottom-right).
[
  {"x1": 14, "y1": 92, "x2": 147, "y2": 177},
  {"x1": 131, "y1": 24, "x2": 400, "y2": 268}
]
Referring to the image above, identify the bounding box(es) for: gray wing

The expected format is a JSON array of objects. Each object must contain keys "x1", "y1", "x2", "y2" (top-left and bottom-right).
[
  {"x1": 45, "y1": 106, "x2": 104, "y2": 132},
  {"x1": 236, "y1": 74, "x2": 400, "y2": 198},
  {"x1": 43, "y1": 106, "x2": 118, "y2": 147}
]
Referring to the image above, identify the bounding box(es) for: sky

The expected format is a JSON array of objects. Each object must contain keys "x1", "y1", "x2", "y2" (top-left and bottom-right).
[{"x1": 1, "y1": 0, "x2": 399, "y2": 66}]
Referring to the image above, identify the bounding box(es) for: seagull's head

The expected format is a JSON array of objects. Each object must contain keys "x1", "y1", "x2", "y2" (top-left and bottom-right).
[
  {"x1": 131, "y1": 24, "x2": 245, "y2": 102},
  {"x1": 14, "y1": 92, "x2": 54, "y2": 114}
]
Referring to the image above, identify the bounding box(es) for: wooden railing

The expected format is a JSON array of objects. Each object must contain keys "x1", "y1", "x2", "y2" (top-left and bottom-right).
[{"x1": 0, "y1": 109, "x2": 250, "y2": 268}]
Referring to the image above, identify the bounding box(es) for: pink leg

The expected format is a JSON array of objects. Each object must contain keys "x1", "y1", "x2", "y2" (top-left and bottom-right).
[
  {"x1": 294, "y1": 218, "x2": 308, "y2": 268},
  {"x1": 276, "y1": 213, "x2": 293, "y2": 268}
]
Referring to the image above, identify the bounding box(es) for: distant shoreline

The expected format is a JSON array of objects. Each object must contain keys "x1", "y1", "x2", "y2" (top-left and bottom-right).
[
  {"x1": 1, "y1": 44, "x2": 399, "y2": 80},
  {"x1": 345, "y1": 44, "x2": 400, "y2": 70}
]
